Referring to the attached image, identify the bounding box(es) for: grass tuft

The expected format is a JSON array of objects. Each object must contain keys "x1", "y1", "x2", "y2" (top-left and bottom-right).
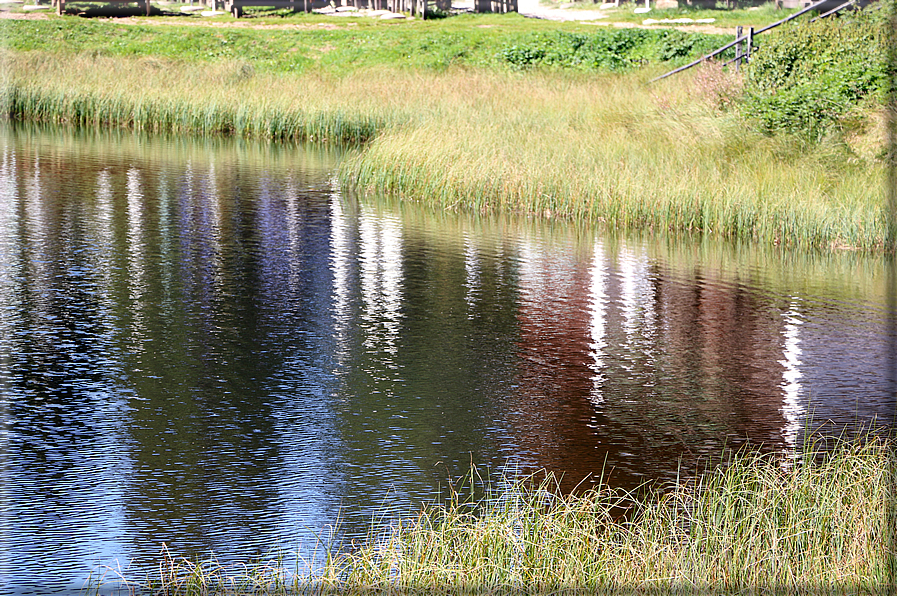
[
  {"x1": 340, "y1": 66, "x2": 885, "y2": 251},
  {"x1": 92, "y1": 436, "x2": 896, "y2": 595}
]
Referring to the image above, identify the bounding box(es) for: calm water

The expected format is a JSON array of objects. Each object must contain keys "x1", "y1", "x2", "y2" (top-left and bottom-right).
[{"x1": 0, "y1": 125, "x2": 894, "y2": 594}]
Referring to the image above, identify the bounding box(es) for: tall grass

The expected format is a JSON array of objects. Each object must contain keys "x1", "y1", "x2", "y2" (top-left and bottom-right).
[
  {"x1": 93, "y1": 436, "x2": 895, "y2": 594},
  {"x1": 1, "y1": 52, "x2": 397, "y2": 143},
  {"x1": 1, "y1": 50, "x2": 888, "y2": 250},
  {"x1": 341, "y1": 66, "x2": 886, "y2": 251}
]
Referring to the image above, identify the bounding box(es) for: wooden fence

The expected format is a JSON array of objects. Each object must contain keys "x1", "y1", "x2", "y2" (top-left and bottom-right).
[{"x1": 650, "y1": 0, "x2": 858, "y2": 82}]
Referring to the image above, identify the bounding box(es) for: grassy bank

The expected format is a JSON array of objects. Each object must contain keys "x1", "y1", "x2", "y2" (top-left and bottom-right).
[
  {"x1": 0, "y1": 16, "x2": 729, "y2": 74},
  {"x1": 0, "y1": 14, "x2": 888, "y2": 250},
  {"x1": 93, "y1": 436, "x2": 895, "y2": 594},
  {"x1": 340, "y1": 68, "x2": 883, "y2": 249}
]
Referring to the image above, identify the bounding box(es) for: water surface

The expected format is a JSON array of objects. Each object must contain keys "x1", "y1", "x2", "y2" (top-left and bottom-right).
[{"x1": 0, "y1": 125, "x2": 893, "y2": 594}]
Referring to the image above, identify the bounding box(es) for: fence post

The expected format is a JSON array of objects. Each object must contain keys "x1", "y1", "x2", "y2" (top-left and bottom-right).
[
  {"x1": 746, "y1": 27, "x2": 754, "y2": 64},
  {"x1": 735, "y1": 25, "x2": 743, "y2": 71}
]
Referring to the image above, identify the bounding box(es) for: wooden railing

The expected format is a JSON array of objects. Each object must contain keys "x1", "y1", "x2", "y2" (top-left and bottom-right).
[{"x1": 649, "y1": 0, "x2": 857, "y2": 82}]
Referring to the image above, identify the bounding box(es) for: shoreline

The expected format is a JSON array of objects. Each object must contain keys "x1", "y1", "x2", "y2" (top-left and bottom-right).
[{"x1": 0, "y1": 15, "x2": 887, "y2": 251}]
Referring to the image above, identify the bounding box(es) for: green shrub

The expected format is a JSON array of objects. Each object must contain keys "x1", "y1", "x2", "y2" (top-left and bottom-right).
[
  {"x1": 498, "y1": 29, "x2": 727, "y2": 71},
  {"x1": 658, "y1": 29, "x2": 700, "y2": 61},
  {"x1": 740, "y1": 3, "x2": 887, "y2": 138}
]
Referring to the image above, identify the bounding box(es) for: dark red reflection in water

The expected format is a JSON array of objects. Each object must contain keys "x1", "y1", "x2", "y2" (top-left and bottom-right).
[{"x1": 505, "y1": 240, "x2": 890, "y2": 493}]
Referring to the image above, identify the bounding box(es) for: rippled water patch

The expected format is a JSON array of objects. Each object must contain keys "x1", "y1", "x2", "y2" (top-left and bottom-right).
[{"x1": 0, "y1": 124, "x2": 893, "y2": 594}]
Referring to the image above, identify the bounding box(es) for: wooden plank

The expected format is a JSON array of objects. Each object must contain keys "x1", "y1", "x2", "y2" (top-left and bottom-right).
[
  {"x1": 747, "y1": 26, "x2": 753, "y2": 62},
  {"x1": 649, "y1": 35, "x2": 747, "y2": 82},
  {"x1": 735, "y1": 25, "x2": 742, "y2": 71}
]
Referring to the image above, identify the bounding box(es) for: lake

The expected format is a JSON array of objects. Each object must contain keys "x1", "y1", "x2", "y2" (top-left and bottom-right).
[{"x1": 0, "y1": 124, "x2": 893, "y2": 594}]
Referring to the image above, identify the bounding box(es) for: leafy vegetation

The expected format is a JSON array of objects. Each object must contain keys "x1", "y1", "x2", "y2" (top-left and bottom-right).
[
  {"x1": 740, "y1": 2, "x2": 888, "y2": 138},
  {"x1": 497, "y1": 28, "x2": 728, "y2": 70}
]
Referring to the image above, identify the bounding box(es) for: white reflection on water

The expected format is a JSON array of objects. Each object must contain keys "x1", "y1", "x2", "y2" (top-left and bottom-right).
[
  {"x1": 88, "y1": 167, "x2": 131, "y2": 428},
  {"x1": 588, "y1": 239, "x2": 608, "y2": 406},
  {"x1": 780, "y1": 297, "x2": 805, "y2": 457},
  {"x1": 330, "y1": 191, "x2": 353, "y2": 369},
  {"x1": 126, "y1": 167, "x2": 147, "y2": 349},
  {"x1": 205, "y1": 162, "x2": 224, "y2": 307},
  {"x1": 464, "y1": 235, "x2": 481, "y2": 317},
  {"x1": 157, "y1": 174, "x2": 174, "y2": 300},
  {"x1": 284, "y1": 179, "x2": 303, "y2": 297},
  {"x1": 89, "y1": 169, "x2": 117, "y2": 370},
  {"x1": 0, "y1": 143, "x2": 19, "y2": 585},
  {"x1": 617, "y1": 242, "x2": 656, "y2": 351},
  {"x1": 94, "y1": 169, "x2": 115, "y2": 290},
  {"x1": 25, "y1": 156, "x2": 48, "y2": 317},
  {"x1": 0, "y1": 143, "x2": 18, "y2": 316},
  {"x1": 358, "y1": 205, "x2": 403, "y2": 359},
  {"x1": 0, "y1": 143, "x2": 20, "y2": 330},
  {"x1": 96, "y1": 170, "x2": 114, "y2": 243}
]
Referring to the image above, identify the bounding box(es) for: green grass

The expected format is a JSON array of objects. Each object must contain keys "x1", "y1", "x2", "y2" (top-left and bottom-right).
[
  {"x1": 0, "y1": 13, "x2": 730, "y2": 74},
  {"x1": 86, "y1": 435, "x2": 895, "y2": 594}
]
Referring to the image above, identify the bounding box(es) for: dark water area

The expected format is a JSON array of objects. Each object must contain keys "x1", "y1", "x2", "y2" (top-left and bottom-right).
[{"x1": 0, "y1": 124, "x2": 893, "y2": 594}]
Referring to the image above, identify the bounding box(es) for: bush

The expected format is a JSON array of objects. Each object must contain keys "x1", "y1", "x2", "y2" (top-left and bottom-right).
[
  {"x1": 497, "y1": 29, "x2": 726, "y2": 71},
  {"x1": 740, "y1": 3, "x2": 887, "y2": 138},
  {"x1": 658, "y1": 30, "x2": 699, "y2": 61}
]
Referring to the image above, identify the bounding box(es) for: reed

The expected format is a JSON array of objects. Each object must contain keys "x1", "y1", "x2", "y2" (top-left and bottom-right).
[
  {"x1": 95, "y1": 435, "x2": 895, "y2": 594},
  {"x1": 1, "y1": 52, "x2": 400, "y2": 143}
]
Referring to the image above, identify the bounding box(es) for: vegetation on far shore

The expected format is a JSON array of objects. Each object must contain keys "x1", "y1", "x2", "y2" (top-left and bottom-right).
[
  {"x1": 0, "y1": 13, "x2": 732, "y2": 73},
  {"x1": 86, "y1": 435, "x2": 895, "y2": 594},
  {"x1": 0, "y1": 2, "x2": 891, "y2": 251}
]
